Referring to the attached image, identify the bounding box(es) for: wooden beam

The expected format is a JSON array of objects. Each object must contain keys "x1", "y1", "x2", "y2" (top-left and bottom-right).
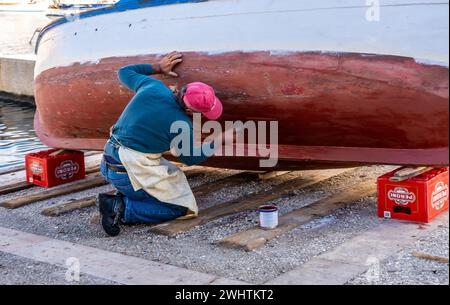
[
  {"x1": 39, "y1": 168, "x2": 341, "y2": 219},
  {"x1": 84, "y1": 153, "x2": 102, "y2": 173},
  {"x1": 41, "y1": 197, "x2": 96, "y2": 216},
  {"x1": 389, "y1": 166, "x2": 432, "y2": 182},
  {"x1": 85, "y1": 164, "x2": 100, "y2": 175},
  {"x1": 191, "y1": 171, "x2": 259, "y2": 197},
  {"x1": 258, "y1": 171, "x2": 290, "y2": 180},
  {"x1": 0, "y1": 181, "x2": 32, "y2": 196},
  {"x1": 192, "y1": 170, "x2": 292, "y2": 198},
  {"x1": 83, "y1": 151, "x2": 103, "y2": 157},
  {"x1": 1, "y1": 174, "x2": 107, "y2": 209},
  {"x1": 41, "y1": 171, "x2": 250, "y2": 217},
  {"x1": 0, "y1": 165, "x2": 25, "y2": 176},
  {"x1": 0, "y1": 170, "x2": 25, "y2": 181},
  {"x1": 41, "y1": 190, "x2": 115, "y2": 216},
  {"x1": 150, "y1": 168, "x2": 352, "y2": 236},
  {"x1": 183, "y1": 167, "x2": 218, "y2": 179},
  {"x1": 218, "y1": 179, "x2": 377, "y2": 251},
  {"x1": 39, "y1": 167, "x2": 229, "y2": 217},
  {"x1": 411, "y1": 251, "x2": 449, "y2": 264}
]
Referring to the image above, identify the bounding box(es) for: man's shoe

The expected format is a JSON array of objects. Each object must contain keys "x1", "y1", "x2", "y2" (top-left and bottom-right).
[{"x1": 97, "y1": 193, "x2": 125, "y2": 237}]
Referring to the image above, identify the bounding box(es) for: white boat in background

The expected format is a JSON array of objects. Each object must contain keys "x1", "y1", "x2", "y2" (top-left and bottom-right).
[
  {"x1": 0, "y1": 0, "x2": 113, "y2": 13},
  {"x1": 45, "y1": 0, "x2": 113, "y2": 18},
  {"x1": 0, "y1": 0, "x2": 47, "y2": 11},
  {"x1": 33, "y1": 0, "x2": 449, "y2": 170}
]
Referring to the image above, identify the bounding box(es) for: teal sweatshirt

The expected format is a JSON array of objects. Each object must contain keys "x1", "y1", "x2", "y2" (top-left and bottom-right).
[{"x1": 112, "y1": 64, "x2": 212, "y2": 166}]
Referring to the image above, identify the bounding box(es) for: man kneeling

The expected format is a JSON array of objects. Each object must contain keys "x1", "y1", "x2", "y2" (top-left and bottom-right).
[{"x1": 98, "y1": 51, "x2": 224, "y2": 236}]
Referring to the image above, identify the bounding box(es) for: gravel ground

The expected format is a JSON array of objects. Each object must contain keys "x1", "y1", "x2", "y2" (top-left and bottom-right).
[
  {"x1": 0, "y1": 165, "x2": 448, "y2": 284},
  {"x1": 0, "y1": 252, "x2": 118, "y2": 285}
]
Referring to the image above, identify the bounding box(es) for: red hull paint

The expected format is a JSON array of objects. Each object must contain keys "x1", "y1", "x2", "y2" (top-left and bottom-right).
[{"x1": 34, "y1": 51, "x2": 449, "y2": 170}]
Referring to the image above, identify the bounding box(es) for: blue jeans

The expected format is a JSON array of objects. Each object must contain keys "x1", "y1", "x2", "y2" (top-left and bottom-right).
[{"x1": 100, "y1": 140, "x2": 187, "y2": 224}]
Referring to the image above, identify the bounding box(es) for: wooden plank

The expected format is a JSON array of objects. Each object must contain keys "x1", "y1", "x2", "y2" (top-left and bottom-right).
[
  {"x1": 1, "y1": 174, "x2": 107, "y2": 209},
  {"x1": 41, "y1": 197, "x2": 96, "y2": 216},
  {"x1": 0, "y1": 165, "x2": 25, "y2": 176},
  {"x1": 258, "y1": 171, "x2": 290, "y2": 180},
  {"x1": 191, "y1": 171, "x2": 259, "y2": 197},
  {"x1": 39, "y1": 167, "x2": 225, "y2": 217},
  {"x1": 41, "y1": 168, "x2": 330, "y2": 218},
  {"x1": 84, "y1": 153, "x2": 102, "y2": 173},
  {"x1": 43, "y1": 171, "x2": 249, "y2": 217},
  {"x1": 41, "y1": 190, "x2": 115, "y2": 217},
  {"x1": 85, "y1": 164, "x2": 100, "y2": 175},
  {"x1": 83, "y1": 151, "x2": 102, "y2": 157},
  {"x1": 150, "y1": 168, "x2": 352, "y2": 236},
  {"x1": 0, "y1": 181, "x2": 32, "y2": 196},
  {"x1": 389, "y1": 166, "x2": 432, "y2": 182},
  {"x1": 411, "y1": 251, "x2": 449, "y2": 264},
  {"x1": 393, "y1": 166, "x2": 429, "y2": 177},
  {"x1": 48, "y1": 149, "x2": 66, "y2": 157},
  {"x1": 192, "y1": 169, "x2": 291, "y2": 198},
  {"x1": 0, "y1": 168, "x2": 27, "y2": 190},
  {"x1": 183, "y1": 167, "x2": 218, "y2": 179},
  {"x1": 219, "y1": 179, "x2": 377, "y2": 251}
]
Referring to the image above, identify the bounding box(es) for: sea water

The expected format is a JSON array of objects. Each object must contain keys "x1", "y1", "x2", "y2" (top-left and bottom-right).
[{"x1": 0, "y1": 98, "x2": 47, "y2": 169}]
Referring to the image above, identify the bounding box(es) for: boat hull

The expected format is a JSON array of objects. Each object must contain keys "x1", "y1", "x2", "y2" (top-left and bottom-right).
[
  {"x1": 33, "y1": 0, "x2": 449, "y2": 170},
  {"x1": 34, "y1": 51, "x2": 449, "y2": 169}
]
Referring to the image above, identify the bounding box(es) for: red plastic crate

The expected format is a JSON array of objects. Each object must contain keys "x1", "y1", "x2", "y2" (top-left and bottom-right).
[
  {"x1": 377, "y1": 167, "x2": 449, "y2": 223},
  {"x1": 25, "y1": 149, "x2": 85, "y2": 188}
]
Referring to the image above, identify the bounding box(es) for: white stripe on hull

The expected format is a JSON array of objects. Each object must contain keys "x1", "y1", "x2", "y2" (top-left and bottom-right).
[{"x1": 35, "y1": 0, "x2": 449, "y2": 77}]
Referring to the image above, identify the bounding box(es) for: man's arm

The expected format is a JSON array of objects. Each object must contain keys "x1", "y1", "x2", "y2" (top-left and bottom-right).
[
  {"x1": 117, "y1": 51, "x2": 183, "y2": 92},
  {"x1": 172, "y1": 122, "x2": 213, "y2": 166},
  {"x1": 117, "y1": 64, "x2": 154, "y2": 92},
  {"x1": 172, "y1": 124, "x2": 236, "y2": 166}
]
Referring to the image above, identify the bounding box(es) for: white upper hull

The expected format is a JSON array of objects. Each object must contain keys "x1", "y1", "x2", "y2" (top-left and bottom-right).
[{"x1": 35, "y1": 0, "x2": 449, "y2": 77}]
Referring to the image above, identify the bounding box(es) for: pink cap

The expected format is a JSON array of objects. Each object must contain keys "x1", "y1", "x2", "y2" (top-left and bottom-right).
[{"x1": 183, "y1": 82, "x2": 223, "y2": 120}]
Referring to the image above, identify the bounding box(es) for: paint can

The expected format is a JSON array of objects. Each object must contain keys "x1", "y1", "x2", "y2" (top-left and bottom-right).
[{"x1": 258, "y1": 204, "x2": 279, "y2": 229}]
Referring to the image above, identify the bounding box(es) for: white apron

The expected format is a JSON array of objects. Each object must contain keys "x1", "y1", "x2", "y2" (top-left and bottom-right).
[{"x1": 118, "y1": 145, "x2": 198, "y2": 219}]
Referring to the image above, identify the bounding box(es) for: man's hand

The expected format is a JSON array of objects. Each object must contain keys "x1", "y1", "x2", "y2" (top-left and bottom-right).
[{"x1": 153, "y1": 51, "x2": 183, "y2": 77}]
